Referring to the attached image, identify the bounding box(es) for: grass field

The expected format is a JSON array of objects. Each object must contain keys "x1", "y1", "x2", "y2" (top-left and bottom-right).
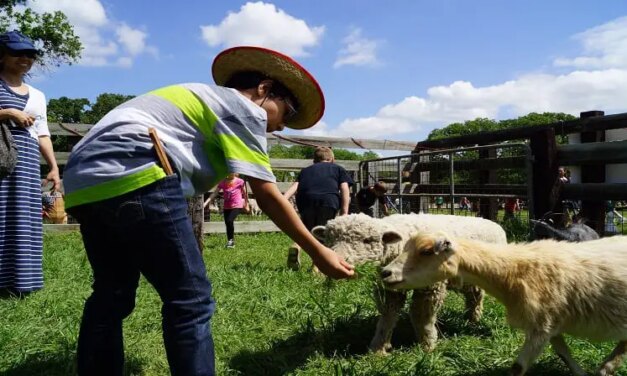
[{"x1": 0, "y1": 230, "x2": 625, "y2": 376}]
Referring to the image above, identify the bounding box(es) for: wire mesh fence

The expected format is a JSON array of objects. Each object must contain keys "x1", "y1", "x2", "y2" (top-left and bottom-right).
[{"x1": 357, "y1": 143, "x2": 534, "y2": 222}]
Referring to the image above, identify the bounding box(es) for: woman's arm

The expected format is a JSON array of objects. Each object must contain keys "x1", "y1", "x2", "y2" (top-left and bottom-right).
[
  {"x1": 248, "y1": 177, "x2": 354, "y2": 279},
  {"x1": 283, "y1": 181, "x2": 299, "y2": 200},
  {"x1": 39, "y1": 136, "x2": 60, "y2": 191},
  {"x1": 0, "y1": 108, "x2": 35, "y2": 127}
]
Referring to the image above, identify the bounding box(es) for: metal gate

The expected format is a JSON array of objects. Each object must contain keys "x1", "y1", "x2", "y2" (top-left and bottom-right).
[{"x1": 357, "y1": 143, "x2": 533, "y2": 221}]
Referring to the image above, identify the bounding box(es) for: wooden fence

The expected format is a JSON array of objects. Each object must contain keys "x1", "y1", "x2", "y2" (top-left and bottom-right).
[{"x1": 415, "y1": 110, "x2": 627, "y2": 234}]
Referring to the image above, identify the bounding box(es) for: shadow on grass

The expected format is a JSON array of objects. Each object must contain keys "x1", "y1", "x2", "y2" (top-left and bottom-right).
[
  {"x1": 436, "y1": 308, "x2": 493, "y2": 339},
  {"x1": 1, "y1": 351, "x2": 145, "y2": 376},
  {"x1": 457, "y1": 359, "x2": 572, "y2": 376},
  {"x1": 229, "y1": 310, "x2": 496, "y2": 376},
  {"x1": 0, "y1": 289, "x2": 35, "y2": 300}
]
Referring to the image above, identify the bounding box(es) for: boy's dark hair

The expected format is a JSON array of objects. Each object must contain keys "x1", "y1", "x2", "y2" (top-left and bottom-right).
[
  {"x1": 313, "y1": 147, "x2": 334, "y2": 163},
  {"x1": 224, "y1": 71, "x2": 299, "y2": 109}
]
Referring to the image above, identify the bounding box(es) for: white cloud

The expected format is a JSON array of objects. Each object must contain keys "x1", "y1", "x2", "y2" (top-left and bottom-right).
[
  {"x1": 116, "y1": 24, "x2": 158, "y2": 58},
  {"x1": 302, "y1": 121, "x2": 331, "y2": 137},
  {"x1": 25, "y1": 0, "x2": 157, "y2": 67},
  {"x1": 334, "y1": 27, "x2": 381, "y2": 68},
  {"x1": 554, "y1": 16, "x2": 627, "y2": 70},
  {"x1": 331, "y1": 17, "x2": 627, "y2": 140},
  {"x1": 200, "y1": 2, "x2": 324, "y2": 57}
]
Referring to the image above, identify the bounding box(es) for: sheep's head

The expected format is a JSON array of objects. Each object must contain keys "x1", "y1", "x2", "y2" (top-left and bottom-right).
[
  {"x1": 380, "y1": 231, "x2": 459, "y2": 290},
  {"x1": 311, "y1": 214, "x2": 404, "y2": 265}
]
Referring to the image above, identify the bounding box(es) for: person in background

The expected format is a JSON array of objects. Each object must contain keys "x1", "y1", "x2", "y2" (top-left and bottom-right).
[
  {"x1": 0, "y1": 30, "x2": 60, "y2": 294},
  {"x1": 459, "y1": 196, "x2": 470, "y2": 211},
  {"x1": 356, "y1": 181, "x2": 389, "y2": 217},
  {"x1": 62, "y1": 46, "x2": 354, "y2": 376},
  {"x1": 206, "y1": 173, "x2": 249, "y2": 248},
  {"x1": 504, "y1": 197, "x2": 520, "y2": 220},
  {"x1": 283, "y1": 146, "x2": 353, "y2": 270},
  {"x1": 435, "y1": 195, "x2": 444, "y2": 210},
  {"x1": 605, "y1": 200, "x2": 623, "y2": 236},
  {"x1": 558, "y1": 167, "x2": 570, "y2": 183}
]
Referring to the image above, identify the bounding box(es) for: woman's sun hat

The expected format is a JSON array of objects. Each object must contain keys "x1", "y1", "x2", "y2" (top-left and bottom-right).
[
  {"x1": 0, "y1": 30, "x2": 38, "y2": 53},
  {"x1": 212, "y1": 46, "x2": 325, "y2": 130}
]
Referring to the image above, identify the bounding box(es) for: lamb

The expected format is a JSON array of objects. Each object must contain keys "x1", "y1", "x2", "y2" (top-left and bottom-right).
[
  {"x1": 530, "y1": 218, "x2": 599, "y2": 241},
  {"x1": 530, "y1": 212, "x2": 599, "y2": 242},
  {"x1": 311, "y1": 213, "x2": 507, "y2": 353},
  {"x1": 381, "y1": 232, "x2": 627, "y2": 376}
]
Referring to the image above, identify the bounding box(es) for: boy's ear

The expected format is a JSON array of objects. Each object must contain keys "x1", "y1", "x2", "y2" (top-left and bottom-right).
[{"x1": 257, "y1": 79, "x2": 274, "y2": 97}]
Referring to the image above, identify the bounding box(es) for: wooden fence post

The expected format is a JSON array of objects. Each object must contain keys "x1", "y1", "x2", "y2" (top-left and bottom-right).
[
  {"x1": 478, "y1": 147, "x2": 498, "y2": 220},
  {"x1": 530, "y1": 127, "x2": 557, "y2": 219},
  {"x1": 187, "y1": 195, "x2": 205, "y2": 253},
  {"x1": 579, "y1": 110, "x2": 606, "y2": 235}
]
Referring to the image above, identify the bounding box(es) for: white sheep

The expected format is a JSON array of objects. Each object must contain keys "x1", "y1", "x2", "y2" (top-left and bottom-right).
[
  {"x1": 381, "y1": 232, "x2": 627, "y2": 376},
  {"x1": 311, "y1": 213, "x2": 507, "y2": 353}
]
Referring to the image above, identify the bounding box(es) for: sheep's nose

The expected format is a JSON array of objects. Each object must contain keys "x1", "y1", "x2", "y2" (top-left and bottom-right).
[{"x1": 380, "y1": 269, "x2": 392, "y2": 279}]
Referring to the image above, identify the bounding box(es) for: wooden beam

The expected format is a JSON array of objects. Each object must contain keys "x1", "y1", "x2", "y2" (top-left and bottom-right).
[
  {"x1": 557, "y1": 140, "x2": 627, "y2": 165},
  {"x1": 562, "y1": 183, "x2": 627, "y2": 201},
  {"x1": 47, "y1": 153, "x2": 361, "y2": 171},
  {"x1": 415, "y1": 111, "x2": 627, "y2": 149},
  {"x1": 47, "y1": 123, "x2": 418, "y2": 151}
]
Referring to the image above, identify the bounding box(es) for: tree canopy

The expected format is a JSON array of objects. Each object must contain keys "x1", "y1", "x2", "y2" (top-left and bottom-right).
[
  {"x1": 268, "y1": 144, "x2": 378, "y2": 161},
  {"x1": 48, "y1": 93, "x2": 134, "y2": 124},
  {"x1": 0, "y1": 1, "x2": 82, "y2": 68},
  {"x1": 427, "y1": 112, "x2": 576, "y2": 143}
]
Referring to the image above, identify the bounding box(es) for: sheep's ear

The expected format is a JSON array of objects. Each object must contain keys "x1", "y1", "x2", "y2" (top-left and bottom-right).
[
  {"x1": 433, "y1": 232, "x2": 453, "y2": 254},
  {"x1": 382, "y1": 230, "x2": 403, "y2": 245},
  {"x1": 311, "y1": 226, "x2": 327, "y2": 241}
]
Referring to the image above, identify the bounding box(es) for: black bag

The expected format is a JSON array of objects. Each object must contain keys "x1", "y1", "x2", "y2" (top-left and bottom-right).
[{"x1": 0, "y1": 122, "x2": 18, "y2": 179}]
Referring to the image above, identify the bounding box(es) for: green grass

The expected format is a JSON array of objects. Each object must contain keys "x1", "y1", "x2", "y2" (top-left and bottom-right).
[{"x1": 0, "y1": 232, "x2": 624, "y2": 375}]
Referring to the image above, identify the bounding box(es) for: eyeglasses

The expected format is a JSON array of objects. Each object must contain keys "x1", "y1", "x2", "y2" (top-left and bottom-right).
[
  {"x1": 281, "y1": 96, "x2": 298, "y2": 122},
  {"x1": 269, "y1": 92, "x2": 298, "y2": 122},
  {"x1": 6, "y1": 49, "x2": 38, "y2": 59}
]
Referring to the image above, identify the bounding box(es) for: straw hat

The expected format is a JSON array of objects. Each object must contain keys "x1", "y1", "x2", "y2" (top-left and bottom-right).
[{"x1": 212, "y1": 46, "x2": 325, "y2": 130}]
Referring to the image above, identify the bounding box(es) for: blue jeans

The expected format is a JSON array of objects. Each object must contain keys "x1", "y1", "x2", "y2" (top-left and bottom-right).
[{"x1": 69, "y1": 175, "x2": 215, "y2": 376}]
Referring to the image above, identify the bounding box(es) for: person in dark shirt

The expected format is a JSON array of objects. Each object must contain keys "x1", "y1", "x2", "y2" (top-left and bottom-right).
[
  {"x1": 284, "y1": 147, "x2": 353, "y2": 270},
  {"x1": 356, "y1": 181, "x2": 389, "y2": 217}
]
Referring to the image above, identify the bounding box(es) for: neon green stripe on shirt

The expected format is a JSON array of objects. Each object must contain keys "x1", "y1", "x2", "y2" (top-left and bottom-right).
[
  {"x1": 149, "y1": 85, "x2": 218, "y2": 137},
  {"x1": 219, "y1": 133, "x2": 272, "y2": 171},
  {"x1": 65, "y1": 165, "x2": 167, "y2": 209},
  {"x1": 150, "y1": 84, "x2": 229, "y2": 180}
]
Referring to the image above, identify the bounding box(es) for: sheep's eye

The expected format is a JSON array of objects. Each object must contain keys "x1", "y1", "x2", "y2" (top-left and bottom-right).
[{"x1": 419, "y1": 248, "x2": 435, "y2": 256}]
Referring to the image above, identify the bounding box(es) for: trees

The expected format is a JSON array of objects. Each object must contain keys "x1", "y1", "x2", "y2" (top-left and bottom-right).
[
  {"x1": 427, "y1": 112, "x2": 576, "y2": 143},
  {"x1": 48, "y1": 94, "x2": 134, "y2": 124},
  {"x1": 82, "y1": 93, "x2": 135, "y2": 124},
  {"x1": 268, "y1": 144, "x2": 377, "y2": 161},
  {"x1": 0, "y1": 1, "x2": 82, "y2": 68},
  {"x1": 48, "y1": 97, "x2": 90, "y2": 123}
]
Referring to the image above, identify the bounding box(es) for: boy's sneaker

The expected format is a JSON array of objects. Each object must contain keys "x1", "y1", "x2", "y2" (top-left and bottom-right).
[
  {"x1": 226, "y1": 239, "x2": 235, "y2": 248},
  {"x1": 287, "y1": 245, "x2": 301, "y2": 271}
]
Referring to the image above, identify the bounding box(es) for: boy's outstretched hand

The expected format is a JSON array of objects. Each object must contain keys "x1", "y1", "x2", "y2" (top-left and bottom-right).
[{"x1": 312, "y1": 247, "x2": 355, "y2": 279}]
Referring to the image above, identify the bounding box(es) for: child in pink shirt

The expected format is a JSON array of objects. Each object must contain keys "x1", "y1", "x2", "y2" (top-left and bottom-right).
[{"x1": 208, "y1": 173, "x2": 249, "y2": 248}]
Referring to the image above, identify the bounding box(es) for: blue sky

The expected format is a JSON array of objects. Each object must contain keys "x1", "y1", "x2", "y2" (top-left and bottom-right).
[{"x1": 23, "y1": 0, "x2": 627, "y2": 143}]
